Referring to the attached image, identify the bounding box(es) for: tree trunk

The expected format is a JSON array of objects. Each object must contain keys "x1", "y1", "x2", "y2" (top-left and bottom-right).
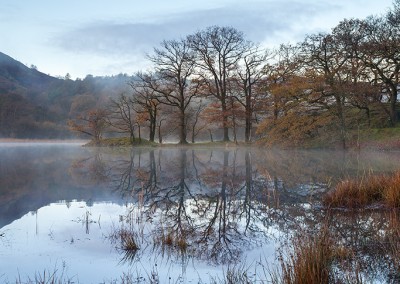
[
  {"x1": 179, "y1": 110, "x2": 188, "y2": 144},
  {"x1": 335, "y1": 95, "x2": 347, "y2": 150},
  {"x1": 158, "y1": 119, "x2": 163, "y2": 144},
  {"x1": 245, "y1": 92, "x2": 252, "y2": 143},
  {"x1": 149, "y1": 119, "x2": 155, "y2": 142},
  {"x1": 389, "y1": 85, "x2": 398, "y2": 126},
  {"x1": 221, "y1": 101, "x2": 230, "y2": 142}
]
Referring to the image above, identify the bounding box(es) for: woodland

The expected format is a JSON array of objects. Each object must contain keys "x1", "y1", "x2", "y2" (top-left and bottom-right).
[{"x1": 1, "y1": 1, "x2": 400, "y2": 149}]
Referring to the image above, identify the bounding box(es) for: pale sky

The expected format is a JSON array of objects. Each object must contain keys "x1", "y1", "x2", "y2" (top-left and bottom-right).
[{"x1": 0, "y1": 0, "x2": 394, "y2": 79}]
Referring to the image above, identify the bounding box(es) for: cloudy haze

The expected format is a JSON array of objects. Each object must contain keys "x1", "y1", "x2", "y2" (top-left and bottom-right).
[{"x1": 0, "y1": 0, "x2": 393, "y2": 79}]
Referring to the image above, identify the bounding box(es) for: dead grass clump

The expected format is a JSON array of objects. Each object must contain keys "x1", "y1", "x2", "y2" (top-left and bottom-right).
[
  {"x1": 156, "y1": 229, "x2": 188, "y2": 253},
  {"x1": 383, "y1": 172, "x2": 400, "y2": 208},
  {"x1": 109, "y1": 228, "x2": 139, "y2": 252},
  {"x1": 279, "y1": 228, "x2": 333, "y2": 284},
  {"x1": 119, "y1": 229, "x2": 139, "y2": 251},
  {"x1": 323, "y1": 171, "x2": 400, "y2": 209}
]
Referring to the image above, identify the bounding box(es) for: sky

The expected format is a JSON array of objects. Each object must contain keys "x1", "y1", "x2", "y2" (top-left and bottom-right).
[{"x1": 0, "y1": 0, "x2": 394, "y2": 79}]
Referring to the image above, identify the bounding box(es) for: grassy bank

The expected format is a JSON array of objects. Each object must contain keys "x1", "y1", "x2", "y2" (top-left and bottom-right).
[
  {"x1": 350, "y1": 126, "x2": 400, "y2": 150},
  {"x1": 84, "y1": 137, "x2": 157, "y2": 147},
  {"x1": 323, "y1": 171, "x2": 400, "y2": 209}
]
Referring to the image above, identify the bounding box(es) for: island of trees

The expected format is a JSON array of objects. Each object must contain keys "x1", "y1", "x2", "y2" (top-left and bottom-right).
[{"x1": 2, "y1": 2, "x2": 400, "y2": 149}]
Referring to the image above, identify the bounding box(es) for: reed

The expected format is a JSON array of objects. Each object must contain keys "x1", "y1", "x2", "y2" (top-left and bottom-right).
[
  {"x1": 108, "y1": 227, "x2": 139, "y2": 252},
  {"x1": 15, "y1": 268, "x2": 75, "y2": 284},
  {"x1": 323, "y1": 171, "x2": 400, "y2": 209},
  {"x1": 156, "y1": 227, "x2": 188, "y2": 253},
  {"x1": 279, "y1": 227, "x2": 333, "y2": 284}
]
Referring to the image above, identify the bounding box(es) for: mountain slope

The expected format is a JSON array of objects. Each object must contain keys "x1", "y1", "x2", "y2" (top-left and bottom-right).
[
  {"x1": 0, "y1": 52, "x2": 58, "y2": 92},
  {"x1": 0, "y1": 51, "x2": 133, "y2": 139}
]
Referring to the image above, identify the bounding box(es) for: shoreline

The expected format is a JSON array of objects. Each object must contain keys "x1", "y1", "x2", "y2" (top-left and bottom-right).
[{"x1": 0, "y1": 138, "x2": 88, "y2": 144}]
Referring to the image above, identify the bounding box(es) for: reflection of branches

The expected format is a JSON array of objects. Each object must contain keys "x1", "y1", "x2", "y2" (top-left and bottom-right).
[
  {"x1": 88, "y1": 148, "x2": 351, "y2": 266},
  {"x1": 70, "y1": 152, "x2": 110, "y2": 185}
]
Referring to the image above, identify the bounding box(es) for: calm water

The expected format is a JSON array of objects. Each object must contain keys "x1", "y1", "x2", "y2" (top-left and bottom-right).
[{"x1": 0, "y1": 144, "x2": 399, "y2": 283}]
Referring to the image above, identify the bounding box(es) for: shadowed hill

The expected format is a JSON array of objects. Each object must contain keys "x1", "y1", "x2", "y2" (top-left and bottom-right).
[
  {"x1": 0, "y1": 52, "x2": 132, "y2": 139},
  {"x1": 0, "y1": 52, "x2": 58, "y2": 91}
]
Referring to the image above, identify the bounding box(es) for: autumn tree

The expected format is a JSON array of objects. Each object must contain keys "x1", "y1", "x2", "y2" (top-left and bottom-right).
[
  {"x1": 188, "y1": 26, "x2": 249, "y2": 142},
  {"x1": 68, "y1": 108, "x2": 108, "y2": 145},
  {"x1": 299, "y1": 32, "x2": 354, "y2": 149},
  {"x1": 331, "y1": 19, "x2": 384, "y2": 128}
]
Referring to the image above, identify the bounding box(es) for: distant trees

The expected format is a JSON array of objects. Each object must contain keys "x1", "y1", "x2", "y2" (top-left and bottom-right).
[
  {"x1": 67, "y1": 109, "x2": 108, "y2": 145},
  {"x1": 235, "y1": 44, "x2": 270, "y2": 142}
]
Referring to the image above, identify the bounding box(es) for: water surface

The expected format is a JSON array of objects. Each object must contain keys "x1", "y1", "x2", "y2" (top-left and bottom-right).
[{"x1": 0, "y1": 144, "x2": 399, "y2": 283}]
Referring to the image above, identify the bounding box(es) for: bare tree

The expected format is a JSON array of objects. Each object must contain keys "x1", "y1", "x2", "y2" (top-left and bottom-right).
[
  {"x1": 188, "y1": 26, "x2": 249, "y2": 142},
  {"x1": 357, "y1": 14, "x2": 400, "y2": 126},
  {"x1": 129, "y1": 78, "x2": 160, "y2": 142},
  {"x1": 138, "y1": 39, "x2": 202, "y2": 144},
  {"x1": 186, "y1": 99, "x2": 208, "y2": 143},
  {"x1": 234, "y1": 45, "x2": 271, "y2": 142},
  {"x1": 107, "y1": 93, "x2": 136, "y2": 144}
]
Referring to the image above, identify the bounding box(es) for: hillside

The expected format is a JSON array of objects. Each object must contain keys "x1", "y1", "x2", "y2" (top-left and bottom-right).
[
  {"x1": 0, "y1": 52, "x2": 58, "y2": 90},
  {"x1": 0, "y1": 52, "x2": 131, "y2": 139}
]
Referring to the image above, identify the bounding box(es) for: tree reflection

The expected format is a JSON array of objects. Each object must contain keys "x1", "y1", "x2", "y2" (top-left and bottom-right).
[
  {"x1": 68, "y1": 147, "x2": 400, "y2": 271},
  {"x1": 88, "y1": 148, "x2": 299, "y2": 264}
]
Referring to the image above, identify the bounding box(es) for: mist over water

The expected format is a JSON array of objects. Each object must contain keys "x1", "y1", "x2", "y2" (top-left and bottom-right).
[{"x1": 1, "y1": 144, "x2": 400, "y2": 282}]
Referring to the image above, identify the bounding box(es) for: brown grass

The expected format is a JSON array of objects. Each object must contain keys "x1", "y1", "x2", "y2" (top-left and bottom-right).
[
  {"x1": 278, "y1": 227, "x2": 333, "y2": 284},
  {"x1": 156, "y1": 229, "x2": 188, "y2": 253},
  {"x1": 323, "y1": 171, "x2": 400, "y2": 209},
  {"x1": 109, "y1": 227, "x2": 139, "y2": 252}
]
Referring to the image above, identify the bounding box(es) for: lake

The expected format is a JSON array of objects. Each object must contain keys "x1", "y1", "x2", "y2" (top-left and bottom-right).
[{"x1": 0, "y1": 143, "x2": 400, "y2": 283}]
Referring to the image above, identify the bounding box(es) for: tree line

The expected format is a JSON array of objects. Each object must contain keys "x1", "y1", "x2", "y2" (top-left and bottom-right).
[{"x1": 69, "y1": 1, "x2": 400, "y2": 148}]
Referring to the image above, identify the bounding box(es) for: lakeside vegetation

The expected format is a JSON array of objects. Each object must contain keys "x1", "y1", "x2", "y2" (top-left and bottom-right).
[
  {"x1": 83, "y1": 125, "x2": 400, "y2": 150},
  {"x1": 324, "y1": 171, "x2": 400, "y2": 209},
  {"x1": 65, "y1": 1, "x2": 400, "y2": 149}
]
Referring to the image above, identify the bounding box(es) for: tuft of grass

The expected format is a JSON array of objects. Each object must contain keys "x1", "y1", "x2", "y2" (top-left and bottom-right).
[
  {"x1": 155, "y1": 229, "x2": 188, "y2": 254},
  {"x1": 108, "y1": 227, "x2": 139, "y2": 252},
  {"x1": 323, "y1": 171, "x2": 400, "y2": 209},
  {"x1": 15, "y1": 267, "x2": 76, "y2": 284},
  {"x1": 120, "y1": 230, "x2": 139, "y2": 252},
  {"x1": 210, "y1": 263, "x2": 253, "y2": 284},
  {"x1": 278, "y1": 228, "x2": 333, "y2": 284}
]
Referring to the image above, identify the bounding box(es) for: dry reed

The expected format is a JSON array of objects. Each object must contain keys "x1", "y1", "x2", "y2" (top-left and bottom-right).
[{"x1": 323, "y1": 171, "x2": 400, "y2": 209}]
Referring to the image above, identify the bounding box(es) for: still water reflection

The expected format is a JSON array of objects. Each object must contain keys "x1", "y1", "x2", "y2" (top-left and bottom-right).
[{"x1": 0, "y1": 144, "x2": 399, "y2": 283}]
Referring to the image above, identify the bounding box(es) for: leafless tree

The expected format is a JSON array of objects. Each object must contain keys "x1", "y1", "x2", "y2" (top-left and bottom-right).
[
  {"x1": 188, "y1": 26, "x2": 249, "y2": 142},
  {"x1": 234, "y1": 45, "x2": 271, "y2": 142},
  {"x1": 137, "y1": 39, "x2": 202, "y2": 144},
  {"x1": 107, "y1": 93, "x2": 136, "y2": 143}
]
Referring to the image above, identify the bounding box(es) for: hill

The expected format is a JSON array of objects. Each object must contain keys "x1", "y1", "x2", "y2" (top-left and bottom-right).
[{"x1": 0, "y1": 52, "x2": 131, "y2": 139}]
